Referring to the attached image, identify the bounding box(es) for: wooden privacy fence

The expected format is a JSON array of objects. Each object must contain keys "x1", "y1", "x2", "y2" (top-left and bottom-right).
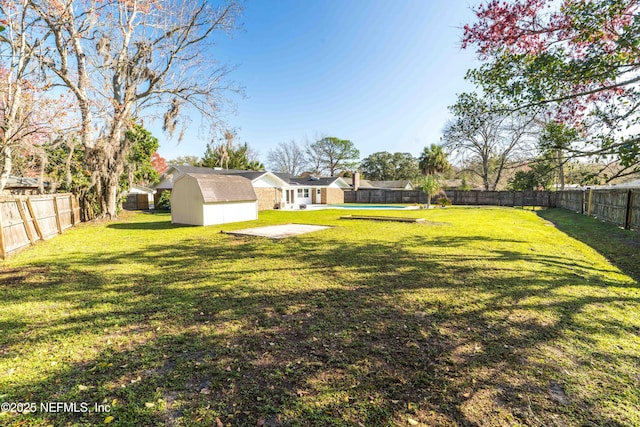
[
  {"x1": 0, "y1": 193, "x2": 81, "y2": 259},
  {"x1": 344, "y1": 189, "x2": 556, "y2": 207},
  {"x1": 557, "y1": 188, "x2": 639, "y2": 230},
  {"x1": 345, "y1": 188, "x2": 639, "y2": 230}
]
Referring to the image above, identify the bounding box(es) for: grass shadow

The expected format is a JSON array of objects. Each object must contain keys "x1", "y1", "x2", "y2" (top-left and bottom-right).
[
  {"x1": 1, "y1": 208, "x2": 639, "y2": 426},
  {"x1": 538, "y1": 208, "x2": 640, "y2": 283}
]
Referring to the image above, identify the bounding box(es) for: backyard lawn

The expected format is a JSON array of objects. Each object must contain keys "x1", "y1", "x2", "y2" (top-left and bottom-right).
[{"x1": 0, "y1": 207, "x2": 639, "y2": 426}]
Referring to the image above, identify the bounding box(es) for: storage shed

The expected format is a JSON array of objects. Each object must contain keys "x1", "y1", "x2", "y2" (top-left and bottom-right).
[{"x1": 171, "y1": 173, "x2": 258, "y2": 226}]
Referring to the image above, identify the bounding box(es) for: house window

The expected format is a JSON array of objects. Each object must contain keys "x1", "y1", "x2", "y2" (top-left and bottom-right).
[
  {"x1": 316, "y1": 189, "x2": 321, "y2": 196},
  {"x1": 297, "y1": 188, "x2": 309, "y2": 198}
]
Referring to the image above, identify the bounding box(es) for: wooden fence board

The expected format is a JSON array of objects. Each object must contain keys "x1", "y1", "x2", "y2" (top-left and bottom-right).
[
  {"x1": 28, "y1": 197, "x2": 60, "y2": 239},
  {"x1": 0, "y1": 194, "x2": 80, "y2": 259},
  {"x1": 630, "y1": 190, "x2": 640, "y2": 230},
  {"x1": 15, "y1": 200, "x2": 35, "y2": 244},
  {"x1": 1, "y1": 200, "x2": 31, "y2": 253},
  {"x1": 56, "y1": 195, "x2": 74, "y2": 230}
]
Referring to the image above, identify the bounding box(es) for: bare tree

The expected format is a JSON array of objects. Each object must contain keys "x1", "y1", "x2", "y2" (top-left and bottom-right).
[
  {"x1": 0, "y1": 0, "x2": 68, "y2": 191},
  {"x1": 305, "y1": 140, "x2": 325, "y2": 176},
  {"x1": 442, "y1": 93, "x2": 539, "y2": 190},
  {"x1": 31, "y1": 0, "x2": 241, "y2": 218},
  {"x1": 267, "y1": 140, "x2": 308, "y2": 176}
]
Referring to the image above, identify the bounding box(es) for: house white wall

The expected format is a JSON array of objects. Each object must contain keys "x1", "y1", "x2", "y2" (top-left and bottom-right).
[{"x1": 295, "y1": 187, "x2": 313, "y2": 205}]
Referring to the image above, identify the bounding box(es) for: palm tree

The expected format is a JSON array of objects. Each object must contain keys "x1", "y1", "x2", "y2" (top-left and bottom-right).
[
  {"x1": 418, "y1": 175, "x2": 440, "y2": 209},
  {"x1": 419, "y1": 144, "x2": 451, "y2": 176}
]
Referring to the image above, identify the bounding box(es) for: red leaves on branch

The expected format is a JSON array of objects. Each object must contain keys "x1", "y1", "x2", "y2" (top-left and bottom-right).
[
  {"x1": 462, "y1": 0, "x2": 563, "y2": 55},
  {"x1": 463, "y1": 0, "x2": 640, "y2": 123},
  {"x1": 150, "y1": 152, "x2": 168, "y2": 174}
]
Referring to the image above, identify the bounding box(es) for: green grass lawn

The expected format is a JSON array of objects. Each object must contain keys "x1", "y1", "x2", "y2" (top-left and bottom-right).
[{"x1": 1, "y1": 207, "x2": 639, "y2": 426}]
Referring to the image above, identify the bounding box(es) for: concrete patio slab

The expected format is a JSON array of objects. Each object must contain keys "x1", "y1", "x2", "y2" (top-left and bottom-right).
[{"x1": 225, "y1": 223, "x2": 331, "y2": 239}]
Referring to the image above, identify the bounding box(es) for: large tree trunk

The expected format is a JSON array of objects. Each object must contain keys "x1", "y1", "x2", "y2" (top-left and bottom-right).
[
  {"x1": 557, "y1": 149, "x2": 565, "y2": 191},
  {"x1": 0, "y1": 146, "x2": 12, "y2": 192},
  {"x1": 482, "y1": 158, "x2": 490, "y2": 190},
  {"x1": 87, "y1": 147, "x2": 123, "y2": 219},
  {"x1": 100, "y1": 174, "x2": 120, "y2": 219},
  {"x1": 88, "y1": 115, "x2": 133, "y2": 219}
]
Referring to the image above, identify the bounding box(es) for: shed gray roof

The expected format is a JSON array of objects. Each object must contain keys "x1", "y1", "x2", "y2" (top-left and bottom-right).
[
  {"x1": 183, "y1": 173, "x2": 257, "y2": 203},
  {"x1": 163, "y1": 165, "x2": 268, "y2": 183},
  {"x1": 209, "y1": 169, "x2": 268, "y2": 181},
  {"x1": 168, "y1": 165, "x2": 217, "y2": 175}
]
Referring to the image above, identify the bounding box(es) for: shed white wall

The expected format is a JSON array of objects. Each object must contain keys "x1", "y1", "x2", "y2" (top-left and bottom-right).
[
  {"x1": 171, "y1": 177, "x2": 204, "y2": 225},
  {"x1": 201, "y1": 201, "x2": 258, "y2": 226}
]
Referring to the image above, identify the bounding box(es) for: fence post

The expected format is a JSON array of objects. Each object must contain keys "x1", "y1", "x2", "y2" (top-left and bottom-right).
[
  {"x1": 16, "y1": 199, "x2": 35, "y2": 244},
  {"x1": 625, "y1": 190, "x2": 633, "y2": 230},
  {"x1": 53, "y1": 196, "x2": 63, "y2": 234},
  {"x1": 69, "y1": 194, "x2": 76, "y2": 225},
  {"x1": 25, "y1": 198, "x2": 44, "y2": 240},
  {"x1": 587, "y1": 188, "x2": 594, "y2": 216}
]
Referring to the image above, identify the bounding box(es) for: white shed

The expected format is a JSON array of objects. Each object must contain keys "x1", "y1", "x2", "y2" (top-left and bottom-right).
[{"x1": 171, "y1": 173, "x2": 258, "y2": 226}]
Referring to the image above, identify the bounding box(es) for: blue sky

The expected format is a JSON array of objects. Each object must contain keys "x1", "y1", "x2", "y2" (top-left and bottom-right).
[{"x1": 155, "y1": 0, "x2": 479, "y2": 164}]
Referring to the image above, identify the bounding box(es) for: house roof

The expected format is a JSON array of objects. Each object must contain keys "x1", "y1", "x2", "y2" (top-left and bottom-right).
[
  {"x1": 166, "y1": 165, "x2": 217, "y2": 175},
  {"x1": 159, "y1": 165, "x2": 271, "y2": 185},
  {"x1": 208, "y1": 169, "x2": 269, "y2": 181},
  {"x1": 441, "y1": 179, "x2": 463, "y2": 189},
  {"x1": 342, "y1": 177, "x2": 374, "y2": 188},
  {"x1": 287, "y1": 176, "x2": 342, "y2": 186},
  {"x1": 126, "y1": 184, "x2": 156, "y2": 194},
  {"x1": 614, "y1": 178, "x2": 640, "y2": 188},
  {"x1": 5, "y1": 175, "x2": 49, "y2": 188},
  {"x1": 180, "y1": 173, "x2": 257, "y2": 203},
  {"x1": 160, "y1": 166, "x2": 349, "y2": 189},
  {"x1": 367, "y1": 180, "x2": 414, "y2": 190},
  {"x1": 343, "y1": 177, "x2": 414, "y2": 189}
]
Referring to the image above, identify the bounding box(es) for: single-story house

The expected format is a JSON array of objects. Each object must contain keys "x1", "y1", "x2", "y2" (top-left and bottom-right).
[
  {"x1": 155, "y1": 165, "x2": 349, "y2": 210},
  {"x1": 170, "y1": 173, "x2": 258, "y2": 226},
  {"x1": 122, "y1": 185, "x2": 155, "y2": 210},
  {"x1": 275, "y1": 174, "x2": 350, "y2": 207}
]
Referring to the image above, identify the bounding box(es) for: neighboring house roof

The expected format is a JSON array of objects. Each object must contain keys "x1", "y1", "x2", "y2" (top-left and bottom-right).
[
  {"x1": 343, "y1": 177, "x2": 414, "y2": 190},
  {"x1": 367, "y1": 180, "x2": 414, "y2": 190},
  {"x1": 178, "y1": 173, "x2": 257, "y2": 203},
  {"x1": 5, "y1": 175, "x2": 49, "y2": 189},
  {"x1": 441, "y1": 179, "x2": 463, "y2": 189},
  {"x1": 613, "y1": 178, "x2": 640, "y2": 188},
  {"x1": 343, "y1": 177, "x2": 373, "y2": 188},
  {"x1": 126, "y1": 184, "x2": 156, "y2": 195}
]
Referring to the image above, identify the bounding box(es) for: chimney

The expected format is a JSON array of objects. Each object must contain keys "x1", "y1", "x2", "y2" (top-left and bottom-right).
[{"x1": 353, "y1": 171, "x2": 360, "y2": 191}]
